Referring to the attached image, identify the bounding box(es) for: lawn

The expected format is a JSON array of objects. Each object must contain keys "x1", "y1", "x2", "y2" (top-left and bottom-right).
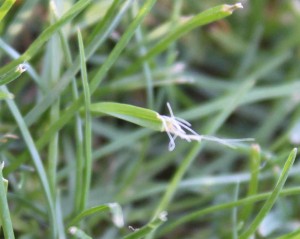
[{"x1": 0, "y1": 0, "x2": 299, "y2": 238}]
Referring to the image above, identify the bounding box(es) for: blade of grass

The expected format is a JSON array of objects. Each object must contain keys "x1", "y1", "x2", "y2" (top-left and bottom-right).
[
  {"x1": 45, "y1": 16, "x2": 61, "y2": 198},
  {"x1": 240, "y1": 148, "x2": 297, "y2": 239},
  {"x1": 123, "y1": 3, "x2": 243, "y2": 75},
  {"x1": 132, "y1": 1, "x2": 154, "y2": 108},
  {"x1": 0, "y1": 163, "x2": 14, "y2": 239},
  {"x1": 50, "y1": 0, "x2": 85, "y2": 216},
  {"x1": 90, "y1": 102, "x2": 162, "y2": 131},
  {"x1": 0, "y1": 0, "x2": 15, "y2": 22},
  {"x1": 232, "y1": 183, "x2": 240, "y2": 239},
  {"x1": 77, "y1": 29, "x2": 92, "y2": 211},
  {"x1": 69, "y1": 203, "x2": 123, "y2": 228}
]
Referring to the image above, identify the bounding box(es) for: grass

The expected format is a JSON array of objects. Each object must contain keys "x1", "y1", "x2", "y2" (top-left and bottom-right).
[{"x1": 0, "y1": 0, "x2": 299, "y2": 238}]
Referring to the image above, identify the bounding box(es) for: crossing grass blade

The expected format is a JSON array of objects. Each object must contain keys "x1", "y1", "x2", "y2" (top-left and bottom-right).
[{"x1": 0, "y1": 0, "x2": 15, "y2": 22}]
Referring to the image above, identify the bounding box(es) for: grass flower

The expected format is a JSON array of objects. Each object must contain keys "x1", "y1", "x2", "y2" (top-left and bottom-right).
[{"x1": 157, "y1": 103, "x2": 254, "y2": 151}]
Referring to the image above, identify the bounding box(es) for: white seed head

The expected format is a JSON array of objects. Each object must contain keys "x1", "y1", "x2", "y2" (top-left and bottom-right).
[
  {"x1": 157, "y1": 103, "x2": 201, "y2": 151},
  {"x1": 158, "y1": 102, "x2": 254, "y2": 151},
  {"x1": 68, "y1": 226, "x2": 77, "y2": 234},
  {"x1": 159, "y1": 211, "x2": 168, "y2": 222}
]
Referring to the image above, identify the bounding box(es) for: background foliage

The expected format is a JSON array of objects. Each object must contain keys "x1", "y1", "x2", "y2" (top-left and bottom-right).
[{"x1": 0, "y1": 0, "x2": 300, "y2": 238}]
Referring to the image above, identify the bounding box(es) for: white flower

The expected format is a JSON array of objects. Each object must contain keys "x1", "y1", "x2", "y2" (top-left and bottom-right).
[{"x1": 157, "y1": 102, "x2": 254, "y2": 151}]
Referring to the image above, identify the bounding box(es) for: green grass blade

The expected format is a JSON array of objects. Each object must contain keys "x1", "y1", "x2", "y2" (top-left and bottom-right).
[
  {"x1": 0, "y1": 0, "x2": 91, "y2": 75},
  {"x1": 240, "y1": 148, "x2": 297, "y2": 239},
  {"x1": 90, "y1": 102, "x2": 162, "y2": 131},
  {"x1": 77, "y1": 29, "x2": 92, "y2": 211},
  {"x1": 0, "y1": 164, "x2": 15, "y2": 239},
  {"x1": 69, "y1": 203, "x2": 123, "y2": 228},
  {"x1": 124, "y1": 3, "x2": 243, "y2": 75},
  {"x1": 0, "y1": 0, "x2": 15, "y2": 22}
]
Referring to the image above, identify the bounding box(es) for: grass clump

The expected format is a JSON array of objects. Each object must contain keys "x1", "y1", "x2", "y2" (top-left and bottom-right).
[{"x1": 0, "y1": 1, "x2": 299, "y2": 238}]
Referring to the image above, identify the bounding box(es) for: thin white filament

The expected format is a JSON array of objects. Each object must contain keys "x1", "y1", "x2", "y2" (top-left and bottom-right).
[{"x1": 158, "y1": 102, "x2": 254, "y2": 151}]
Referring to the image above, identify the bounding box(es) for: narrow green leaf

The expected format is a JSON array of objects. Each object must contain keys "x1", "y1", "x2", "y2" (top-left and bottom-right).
[
  {"x1": 240, "y1": 148, "x2": 297, "y2": 239},
  {"x1": 77, "y1": 29, "x2": 92, "y2": 211},
  {"x1": 90, "y1": 102, "x2": 162, "y2": 131},
  {"x1": 124, "y1": 3, "x2": 243, "y2": 74},
  {"x1": 69, "y1": 205, "x2": 109, "y2": 226},
  {"x1": 69, "y1": 203, "x2": 124, "y2": 228},
  {"x1": 0, "y1": 164, "x2": 15, "y2": 239}
]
